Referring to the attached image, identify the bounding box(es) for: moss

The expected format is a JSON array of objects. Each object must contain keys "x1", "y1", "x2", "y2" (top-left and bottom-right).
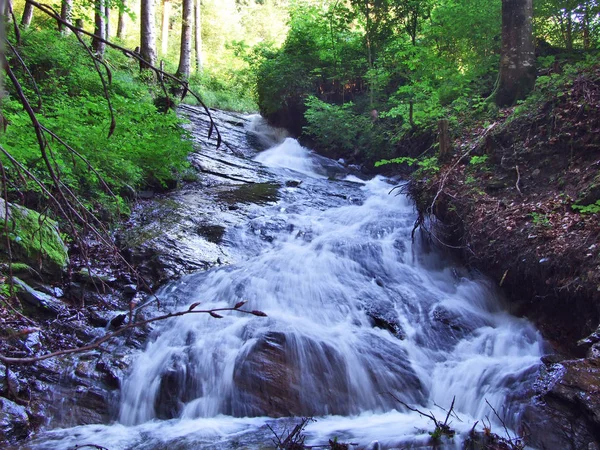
[{"x1": 0, "y1": 201, "x2": 69, "y2": 275}]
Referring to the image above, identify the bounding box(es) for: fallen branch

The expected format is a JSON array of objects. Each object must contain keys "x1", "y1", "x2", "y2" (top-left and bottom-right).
[{"x1": 0, "y1": 303, "x2": 267, "y2": 365}]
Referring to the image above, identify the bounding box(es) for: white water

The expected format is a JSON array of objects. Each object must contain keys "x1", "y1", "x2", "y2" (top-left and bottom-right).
[{"x1": 28, "y1": 136, "x2": 544, "y2": 449}]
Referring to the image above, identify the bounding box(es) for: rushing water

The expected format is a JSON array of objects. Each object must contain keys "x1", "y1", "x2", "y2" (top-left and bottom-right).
[{"x1": 27, "y1": 115, "x2": 544, "y2": 449}]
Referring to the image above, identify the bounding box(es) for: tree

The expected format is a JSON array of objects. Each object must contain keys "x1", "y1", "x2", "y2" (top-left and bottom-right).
[
  {"x1": 496, "y1": 0, "x2": 535, "y2": 106},
  {"x1": 105, "y1": 2, "x2": 111, "y2": 39},
  {"x1": 21, "y1": 1, "x2": 34, "y2": 27},
  {"x1": 194, "y1": 0, "x2": 202, "y2": 72},
  {"x1": 141, "y1": 0, "x2": 158, "y2": 67},
  {"x1": 161, "y1": 0, "x2": 172, "y2": 55},
  {"x1": 60, "y1": 0, "x2": 73, "y2": 34},
  {"x1": 92, "y1": 0, "x2": 107, "y2": 57},
  {"x1": 117, "y1": 0, "x2": 127, "y2": 40},
  {"x1": 177, "y1": 0, "x2": 193, "y2": 79}
]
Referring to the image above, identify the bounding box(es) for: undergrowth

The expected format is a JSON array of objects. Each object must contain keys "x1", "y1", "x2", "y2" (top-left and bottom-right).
[{"x1": 1, "y1": 28, "x2": 193, "y2": 221}]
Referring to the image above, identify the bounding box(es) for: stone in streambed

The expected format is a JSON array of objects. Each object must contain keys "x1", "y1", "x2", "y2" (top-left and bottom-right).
[{"x1": 0, "y1": 397, "x2": 30, "y2": 443}]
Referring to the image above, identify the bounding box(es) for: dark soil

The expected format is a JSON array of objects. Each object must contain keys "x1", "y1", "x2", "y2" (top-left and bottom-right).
[{"x1": 410, "y1": 64, "x2": 600, "y2": 353}]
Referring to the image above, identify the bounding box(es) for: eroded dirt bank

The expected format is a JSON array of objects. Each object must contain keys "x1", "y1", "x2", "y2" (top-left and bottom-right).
[{"x1": 409, "y1": 64, "x2": 600, "y2": 447}]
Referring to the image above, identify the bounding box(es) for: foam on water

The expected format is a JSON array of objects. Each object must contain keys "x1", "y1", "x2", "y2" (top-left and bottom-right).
[{"x1": 27, "y1": 136, "x2": 544, "y2": 450}]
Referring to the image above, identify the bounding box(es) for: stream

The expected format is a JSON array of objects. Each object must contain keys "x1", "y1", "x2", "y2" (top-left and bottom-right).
[{"x1": 25, "y1": 107, "x2": 545, "y2": 449}]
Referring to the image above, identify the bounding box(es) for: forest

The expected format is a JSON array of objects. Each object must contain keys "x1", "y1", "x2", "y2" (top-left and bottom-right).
[{"x1": 1, "y1": 0, "x2": 600, "y2": 448}]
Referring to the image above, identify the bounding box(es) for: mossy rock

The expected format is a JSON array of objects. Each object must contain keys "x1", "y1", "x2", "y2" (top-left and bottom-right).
[{"x1": 0, "y1": 199, "x2": 69, "y2": 277}]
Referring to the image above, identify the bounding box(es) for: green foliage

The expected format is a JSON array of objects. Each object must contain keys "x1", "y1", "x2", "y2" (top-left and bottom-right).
[
  {"x1": 0, "y1": 203, "x2": 69, "y2": 274},
  {"x1": 1, "y1": 29, "x2": 193, "y2": 220},
  {"x1": 572, "y1": 200, "x2": 600, "y2": 214},
  {"x1": 469, "y1": 155, "x2": 489, "y2": 166},
  {"x1": 530, "y1": 212, "x2": 552, "y2": 228},
  {"x1": 303, "y1": 96, "x2": 365, "y2": 155},
  {"x1": 375, "y1": 155, "x2": 439, "y2": 175},
  {"x1": 303, "y1": 96, "x2": 392, "y2": 161}
]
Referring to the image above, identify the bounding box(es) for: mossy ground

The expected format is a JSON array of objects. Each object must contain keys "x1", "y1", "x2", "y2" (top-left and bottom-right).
[{"x1": 1, "y1": 203, "x2": 69, "y2": 276}]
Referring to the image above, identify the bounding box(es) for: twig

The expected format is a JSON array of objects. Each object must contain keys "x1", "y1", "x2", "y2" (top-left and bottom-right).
[
  {"x1": 515, "y1": 165, "x2": 522, "y2": 196},
  {"x1": 485, "y1": 399, "x2": 513, "y2": 443},
  {"x1": 388, "y1": 392, "x2": 439, "y2": 427},
  {"x1": 0, "y1": 305, "x2": 267, "y2": 365},
  {"x1": 429, "y1": 122, "x2": 497, "y2": 215}
]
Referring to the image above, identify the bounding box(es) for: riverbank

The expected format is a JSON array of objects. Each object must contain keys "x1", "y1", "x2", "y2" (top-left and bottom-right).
[
  {"x1": 0, "y1": 107, "x2": 267, "y2": 445},
  {"x1": 407, "y1": 63, "x2": 600, "y2": 447}
]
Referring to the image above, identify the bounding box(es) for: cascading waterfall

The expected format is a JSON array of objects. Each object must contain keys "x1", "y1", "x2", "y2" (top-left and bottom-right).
[{"x1": 29, "y1": 117, "x2": 544, "y2": 450}]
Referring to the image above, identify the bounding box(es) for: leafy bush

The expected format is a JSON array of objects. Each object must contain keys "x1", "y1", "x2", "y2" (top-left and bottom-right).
[
  {"x1": 1, "y1": 28, "x2": 193, "y2": 219},
  {"x1": 303, "y1": 96, "x2": 391, "y2": 161}
]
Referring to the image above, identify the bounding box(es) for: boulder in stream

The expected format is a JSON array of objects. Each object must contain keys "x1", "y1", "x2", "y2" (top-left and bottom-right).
[{"x1": 0, "y1": 396, "x2": 30, "y2": 443}]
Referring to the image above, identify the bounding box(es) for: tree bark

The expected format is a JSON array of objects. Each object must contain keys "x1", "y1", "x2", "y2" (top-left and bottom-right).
[
  {"x1": 438, "y1": 119, "x2": 451, "y2": 162},
  {"x1": 176, "y1": 0, "x2": 193, "y2": 79},
  {"x1": 4, "y1": 0, "x2": 12, "y2": 21},
  {"x1": 140, "y1": 0, "x2": 158, "y2": 68},
  {"x1": 105, "y1": 3, "x2": 111, "y2": 40},
  {"x1": 194, "y1": 0, "x2": 202, "y2": 72},
  {"x1": 75, "y1": 18, "x2": 83, "y2": 37},
  {"x1": 21, "y1": 2, "x2": 34, "y2": 27},
  {"x1": 496, "y1": 0, "x2": 535, "y2": 107},
  {"x1": 92, "y1": 0, "x2": 106, "y2": 58},
  {"x1": 161, "y1": 0, "x2": 172, "y2": 55},
  {"x1": 117, "y1": 0, "x2": 126, "y2": 40},
  {"x1": 60, "y1": 0, "x2": 72, "y2": 34}
]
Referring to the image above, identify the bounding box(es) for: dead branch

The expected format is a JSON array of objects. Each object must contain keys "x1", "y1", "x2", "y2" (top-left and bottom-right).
[
  {"x1": 388, "y1": 392, "x2": 440, "y2": 427},
  {"x1": 5, "y1": 40, "x2": 42, "y2": 112},
  {"x1": 24, "y1": 0, "x2": 222, "y2": 148},
  {"x1": 429, "y1": 122, "x2": 497, "y2": 215},
  {"x1": 515, "y1": 165, "x2": 522, "y2": 196},
  {"x1": 268, "y1": 417, "x2": 315, "y2": 450},
  {"x1": 0, "y1": 305, "x2": 267, "y2": 365},
  {"x1": 485, "y1": 399, "x2": 514, "y2": 444},
  {"x1": 72, "y1": 445, "x2": 110, "y2": 450}
]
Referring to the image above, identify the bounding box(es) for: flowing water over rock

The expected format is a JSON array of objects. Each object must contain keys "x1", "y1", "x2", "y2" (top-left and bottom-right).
[{"x1": 25, "y1": 107, "x2": 544, "y2": 449}]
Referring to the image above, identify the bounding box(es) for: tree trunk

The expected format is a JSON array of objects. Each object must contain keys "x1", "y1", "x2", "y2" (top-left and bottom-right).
[
  {"x1": 140, "y1": 0, "x2": 158, "y2": 68},
  {"x1": 105, "y1": 4, "x2": 111, "y2": 40},
  {"x1": 194, "y1": 0, "x2": 202, "y2": 72},
  {"x1": 75, "y1": 18, "x2": 83, "y2": 36},
  {"x1": 60, "y1": 0, "x2": 72, "y2": 34},
  {"x1": 496, "y1": 0, "x2": 535, "y2": 107},
  {"x1": 92, "y1": 0, "x2": 106, "y2": 57},
  {"x1": 438, "y1": 119, "x2": 451, "y2": 161},
  {"x1": 161, "y1": 0, "x2": 172, "y2": 55},
  {"x1": 583, "y1": 6, "x2": 590, "y2": 50},
  {"x1": 4, "y1": 0, "x2": 13, "y2": 21},
  {"x1": 117, "y1": 0, "x2": 126, "y2": 40},
  {"x1": 176, "y1": 0, "x2": 192, "y2": 79},
  {"x1": 565, "y1": 12, "x2": 573, "y2": 51},
  {"x1": 21, "y1": 2, "x2": 34, "y2": 27}
]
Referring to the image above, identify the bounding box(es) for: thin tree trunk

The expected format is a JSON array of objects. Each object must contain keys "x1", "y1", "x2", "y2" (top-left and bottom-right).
[
  {"x1": 176, "y1": 0, "x2": 192, "y2": 79},
  {"x1": 140, "y1": 0, "x2": 158, "y2": 68},
  {"x1": 60, "y1": 0, "x2": 72, "y2": 34},
  {"x1": 496, "y1": 0, "x2": 535, "y2": 106},
  {"x1": 117, "y1": 0, "x2": 126, "y2": 40},
  {"x1": 21, "y1": 2, "x2": 34, "y2": 27},
  {"x1": 92, "y1": 0, "x2": 106, "y2": 57},
  {"x1": 583, "y1": 6, "x2": 590, "y2": 50},
  {"x1": 194, "y1": 0, "x2": 202, "y2": 72},
  {"x1": 161, "y1": 0, "x2": 172, "y2": 55},
  {"x1": 4, "y1": 0, "x2": 13, "y2": 21},
  {"x1": 75, "y1": 18, "x2": 83, "y2": 36},
  {"x1": 566, "y1": 12, "x2": 573, "y2": 51},
  {"x1": 105, "y1": 4, "x2": 111, "y2": 40}
]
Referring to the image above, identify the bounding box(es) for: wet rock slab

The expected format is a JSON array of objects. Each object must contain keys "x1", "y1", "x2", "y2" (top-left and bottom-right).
[
  {"x1": 118, "y1": 108, "x2": 280, "y2": 287},
  {"x1": 523, "y1": 356, "x2": 600, "y2": 449}
]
